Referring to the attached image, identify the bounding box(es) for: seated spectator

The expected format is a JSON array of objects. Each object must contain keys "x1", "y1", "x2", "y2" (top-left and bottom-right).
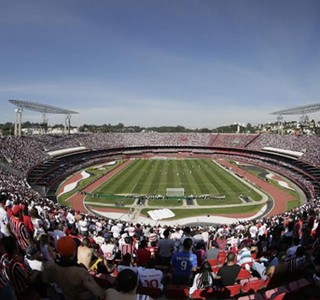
[
  {"x1": 289, "y1": 245, "x2": 306, "y2": 272},
  {"x1": 77, "y1": 237, "x2": 95, "y2": 269},
  {"x1": 0, "y1": 236, "x2": 40, "y2": 299},
  {"x1": 261, "y1": 252, "x2": 289, "y2": 286},
  {"x1": 237, "y1": 244, "x2": 255, "y2": 267},
  {"x1": 189, "y1": 261, "x2": 216, "y2": 296},
  {"x1": 39, "y1": 233, "x2": 56, "y2": 261},
  {"x1": 120, "y1": 235, "x2": 134, "y2": 258},
  {"x1": 117, "y1": 253, "x2": 138, "y2": 274},
  {"x1": 171, "y1": 238, "x2": 197, "y2": 285},
  {"x1": 137, "y1": 258, "x2": 164, "y2": 291},
  {"x1": 101, "y1": 237, "x2": 119, "y2": 261},
  {"x1": 195, "y1": 241, "x2": 206, "y2": 265},
  {"x1": 24, "y1": 244, "x2": 42, "y2": 272},
  {"x1": 136, "y1": 239, "x2": 151, "y2": 267},
  {"x1": 105, "y1": 268, "x2": 153, "y2": 299},
  {"x1": 206, "y1": 241, "x2": 219, "y2": 260},
  {"x1": 216, "y1": 252, "x2": 241, "y2": 286},
  {"x1": 42, "y1": 236, "x2": 105, "y2": 300}
]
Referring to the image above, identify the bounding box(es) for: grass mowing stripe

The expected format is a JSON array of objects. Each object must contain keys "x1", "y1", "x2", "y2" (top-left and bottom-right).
[
  {"x1": 110, "y1": 160, "x2": 144, "y2": 193},
  {"x1": 171, "y1": 160, "x2": 180, "y2": 188},
  {"x1": 197, "y1": 160, "x2": 221, "y2": 194},
  {"x1": 195, "y1": 160, "x2": 216, "y2": 193},
  {"x1": 177, "y1": 160, "x2": 193, "y2": 195},
  {"x1": 147, "y1": 160, "x2": 163, "y2": 194},
  {"x1": 131, "y1": 160, "x2": 154, "y2": 194},
  {"x1": 189, "y1": 160, "x2": 211, "y2": 194},
  {"x1": 185, "y1": 160, "x2": 199, "y2": 194},
  {"x1": 208, "y1": 160, "x2": 260, "y2": 200},
  {"x1": 99, "y1": 160, "x2": 141, "y2": 194},
  {"x1": 158, "y1": 160, "x2": 168, "y2": 193}
]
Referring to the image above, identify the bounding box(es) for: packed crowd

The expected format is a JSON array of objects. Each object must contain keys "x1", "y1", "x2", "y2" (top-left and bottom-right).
[
  {"x1": 1, "y1": 134, "x2": 320, "y2": 299},
  {"x1": 2, "y1": 133, "x2": 320, "y2": 176},
  {"x1": 1, "y1": 164, "x2": 320, "y2": 299}
]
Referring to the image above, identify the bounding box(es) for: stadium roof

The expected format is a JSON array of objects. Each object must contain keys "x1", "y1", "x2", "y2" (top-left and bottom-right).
[
  {"x1": 9, "y1": 99, "x2": 78, "y2": 114},
  {"x1": 270, "y1": 103, "x2": 320, "y2": 115}
]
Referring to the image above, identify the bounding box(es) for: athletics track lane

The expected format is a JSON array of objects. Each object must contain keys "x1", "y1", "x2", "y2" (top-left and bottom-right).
[{"x1": 65, "y1": 160, "x2": 132, "y2": 214}]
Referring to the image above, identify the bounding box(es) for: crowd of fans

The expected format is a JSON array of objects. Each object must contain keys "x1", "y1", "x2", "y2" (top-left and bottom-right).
[
  {"x1": 2, "y1": 133, "x2": 320, "y2": 176},
  {"x1": 1, "y1": 166, "x2": 320, "y2": 299},
  {"x1": 1, "y1": 133, "x2": 320, "y2": 299}
]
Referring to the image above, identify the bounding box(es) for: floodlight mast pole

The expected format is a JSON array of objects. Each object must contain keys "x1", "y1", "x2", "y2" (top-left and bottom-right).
[
  {"x1": 65, "y1": 114, "x2": 72, "y2": 135},
  {"x1": 277, "y1": 115, "x2": 283, "y2": 135},
  {"x1": 14, "y1": 108, "x2": 23, "y2": 136}
]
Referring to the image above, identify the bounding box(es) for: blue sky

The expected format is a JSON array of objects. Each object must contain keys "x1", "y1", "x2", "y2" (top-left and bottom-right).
[{"x1": 1, "y1": 0, "x2": 320, "y2": 128}]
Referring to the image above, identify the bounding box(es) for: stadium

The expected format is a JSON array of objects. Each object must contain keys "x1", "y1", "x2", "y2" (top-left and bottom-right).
[
  {"x1": 2, "y1": 1, "x2": 320, "y2": 298},
  {"x1": 2, "y1": 100, "x2": 320, "y2": 299}
]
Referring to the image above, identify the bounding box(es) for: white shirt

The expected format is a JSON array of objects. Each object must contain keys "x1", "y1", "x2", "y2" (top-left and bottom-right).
[
  {"x1": 100, "y1": 243, "x2": 118, "y2": 260},
  {"x1": 24, "y1": 256, "x2": 42, "y2": 271},
  {"x1": 111, "y1": 225, "x2": 121, "y2": 238},
  {"x1": 66, "y1": 212, "x2": 75, "y2": 225},
  {"x1": 78, "y1": 219, "x2": 88, "y2": 232},
  {"x1": 138, "y1": 267, "x2": 163, "y2": 290},
  {"x1": 0, "y1": 206, "x2": 10, "y2": 237},
  {"x1": 249, "y1": 225, "x2": 258, "y2": 238}
]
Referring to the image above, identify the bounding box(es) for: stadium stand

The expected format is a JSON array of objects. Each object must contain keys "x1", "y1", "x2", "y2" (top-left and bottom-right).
[{"x1": 1, "y1": 133, "x2": 320, "y2": 299}]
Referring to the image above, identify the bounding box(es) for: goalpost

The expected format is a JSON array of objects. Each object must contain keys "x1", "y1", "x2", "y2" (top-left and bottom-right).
[{"x1": 166, "y1": 188, "x2": 185, "y2": 197}]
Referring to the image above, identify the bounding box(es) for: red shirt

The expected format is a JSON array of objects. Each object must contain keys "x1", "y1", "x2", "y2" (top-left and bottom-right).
[
  {"x1": 135, "y1": 248, "x2": 151, "y2": 266},
  {"x1": 23, "y1": 215, "x2": 34, "y2": 234}
]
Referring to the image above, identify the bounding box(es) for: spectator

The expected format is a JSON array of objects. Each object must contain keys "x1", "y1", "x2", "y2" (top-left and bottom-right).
[
  {"x1": 77, "y1": 237, "x2": 95, "y2": 270},
  {"x1": 171, "y1": 238, "x2": 197, "y2": 285},
  {"x1": 158, "y1": 229, "x2": 174, "y2": 266},
  {"x1": 216, "y1": 252, "x2": 241, "y2": 286},
  {"x1": 117, "y1": 253, "x2": 138, "y2": 274},
  {"x1": 9, "y1": 204, "x2": 33, "y2": 252},
  {"x1": 0, "y1": 236, "x2": 39, "y2": 299},
  {"x1": 135, "y1": 239, "x2": 151, "y2": 267},
  {"x1": 0, "y1": 194, "x2": 10, "y2": 238},
  {"x1": 42, "y1": 236, "x2": 105, "y2": 300},
  {"x1": 24, "y1": 245, "x2": 42, "y2": 272},
  {"x1": 206, "y1": 241, "x2": 219, "y2": 260},
  {"x1": 101, "y1": 237, "x2": 119, "y2": 261},
  {"x1": 137, "y1": 258, "x2": 164, "y2": 291},
  {"x1": 189, "y1": 261, "x2": 216, "y2": 296},
  {"x1": 39, "y1": 233, "x2": 56, "y2": 261},
  {"x1": 105, "y1": 268, "x2": 153, "y2": 299}
]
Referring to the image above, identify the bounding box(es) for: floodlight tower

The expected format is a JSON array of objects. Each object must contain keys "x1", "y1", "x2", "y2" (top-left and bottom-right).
[
  {"x1": 9, "y1": 99, "x2": 79, "y2": 136},
  {"x1": 271, "y1": 103, "x2": 320, "y2": 135}
]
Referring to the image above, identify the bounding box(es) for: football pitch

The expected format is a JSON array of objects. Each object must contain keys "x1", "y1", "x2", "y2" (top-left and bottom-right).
[{"x1": 86, "y1": 158, "x2": 262, "y2": 205}]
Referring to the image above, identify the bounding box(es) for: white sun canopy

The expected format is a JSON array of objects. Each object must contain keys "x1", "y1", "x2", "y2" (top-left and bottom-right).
[{"x1": 147, "y1": 209, "x2": 175, "y2": 220}]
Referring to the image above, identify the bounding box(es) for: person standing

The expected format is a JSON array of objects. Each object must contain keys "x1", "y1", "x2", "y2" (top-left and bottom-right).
[
  {"x1": 9, "y1": 205, "x2": 33, "y2": 252},
  {"x1": 158, "y1": 229, "x2": 175, "y2": 266},
  {"x1": 171, "y1": 238, "x2": 197, "y2": 285},
  {"x1": 0, "y1": 194, "x2": 10, "y2": 239}
]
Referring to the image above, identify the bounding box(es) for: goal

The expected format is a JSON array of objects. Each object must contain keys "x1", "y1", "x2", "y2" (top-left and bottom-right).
[{"x1": 166, "y1": 188, "x2": 185, "y2": 197}]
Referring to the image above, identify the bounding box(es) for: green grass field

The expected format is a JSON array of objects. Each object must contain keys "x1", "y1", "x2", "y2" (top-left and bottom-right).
[{"x1": 85, "y1": 158, "x2": 262, "y2": 205}]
